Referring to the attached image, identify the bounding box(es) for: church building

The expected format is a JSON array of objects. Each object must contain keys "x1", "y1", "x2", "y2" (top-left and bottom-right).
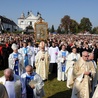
[{"x1": 18, "y1": 11, "x2": 43, "y2": 31}]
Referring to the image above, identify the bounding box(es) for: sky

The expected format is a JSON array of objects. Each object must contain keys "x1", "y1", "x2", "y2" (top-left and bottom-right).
[{"x1": 0, "y1": 0, "x2": 98, "y2": 29}]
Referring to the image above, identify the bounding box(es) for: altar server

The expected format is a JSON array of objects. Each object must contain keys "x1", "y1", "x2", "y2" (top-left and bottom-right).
[{"x1": 49, "y1": 42, "x2": 59, "y2": 74}]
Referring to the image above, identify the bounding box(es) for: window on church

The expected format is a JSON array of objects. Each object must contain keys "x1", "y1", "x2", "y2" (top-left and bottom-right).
[
  {"x1": 20, "y1": 21, "x2": 24, "y2": 24},
  {"x1": 30, "y1": 21, "x2": 32, "y2": 25}
]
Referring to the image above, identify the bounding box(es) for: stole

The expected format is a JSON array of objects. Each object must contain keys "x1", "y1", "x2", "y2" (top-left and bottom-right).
[
  {"x1": 13, "y1": 53, "x2": 19, "y2": 75},
  {"x1": 62, "y1": 51, "x2": 66, "y2": 72},
  {"x1": 23, "y1": 48, "x2": 29, "y2": 67},
  {"x1": 26, "y1": 75, "x2": 34, "y2": 97}
]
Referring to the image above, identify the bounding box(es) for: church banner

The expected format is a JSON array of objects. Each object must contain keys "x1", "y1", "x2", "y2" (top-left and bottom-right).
[{"x1": 34, "y1": 18, "x2": 48, "y2": 41}]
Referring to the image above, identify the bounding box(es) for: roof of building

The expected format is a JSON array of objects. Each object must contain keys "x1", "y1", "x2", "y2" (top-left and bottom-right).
[
  {"x1": 18, "y1": 11, "x2": 42, "y2": 20},
  {"x1": 0, "y1": 15, "x2": 17, "y2": 26}
]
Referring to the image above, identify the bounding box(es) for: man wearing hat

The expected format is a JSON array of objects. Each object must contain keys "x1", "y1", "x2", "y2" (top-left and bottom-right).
[
  {"x1": 35, "y1": 41, "x2": 50, "y2": 81},
  {"x1": 8, "y1": 43, "x2": 24, "y2": 76}
]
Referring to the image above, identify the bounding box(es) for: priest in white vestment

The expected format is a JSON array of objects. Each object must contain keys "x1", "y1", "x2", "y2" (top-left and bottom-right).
[
  {"x1": 21, "y1": 65, "x2": 45, "y2": 98},
  {"x1": 18, "y1": 41, "x2": 33, "y2": 67},
  {"x1": 66, "y1": 47, "x2": 80, "y2": 88},
  {"x1": 0, "y1": 68, "x2": 26, "y2": 98},
  {"x1": 35, "y1": 41, "x2": 50, "y2": 81},
  {"x1": 9, "y1": 43, "x2": 24, "y2": 76},
  {"x1": 0, "y1": 83, "x2": 9, "y2": 98},
  {"x1": 57, "y1": 44, "x2": 69, "y2": 81},
  {"x1": 71, "y1": 51, "x2": 96, "y2": 98}
]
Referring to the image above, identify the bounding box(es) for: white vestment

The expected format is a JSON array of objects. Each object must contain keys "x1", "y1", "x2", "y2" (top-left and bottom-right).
[
  {"x1": 33, "y1": 47, "x2": 39, "y2": 62},
  {"x1": 5, "y1": 81, "x2": 15, "y2": 98},
  {"x1": 8, "y1": 52, "x2": 24, "y2": 76},
  {"x1": 35, "y1": 50, "x2": 50, "y2": 80},
  {"x1": 92, "y1": 60, "x2": 97, "y2": 94},
  {"x1": 27, "y1": 45, "x2": 35, "y2": 67},
  {"x1": 21, "y1": 72, "x2": 45, "y2": 98},
  {"x1": 0, "y1": 74, "x2": 26, "y2": 98},
  {"x1": 57, "y1": 50, "x2": 69, "y2": 81},
  {"x1": 71, "y1": 58, "x2": 96, "y2": 98},
  {"x1": 45, "y1": 46, "x2": 49, "y2": 52},
  {"x1": 18, "y1": 47, "x2": 33, "y2": 67},
  {"x1": 66, "y1": 52, "x2": 80, "y2": 88},
  {"x1": 49, "y1": 46, "x2": 59, "y2": 63},
  {"x1": 92, "y1": 85, "x2": 98, "y2": 98}
]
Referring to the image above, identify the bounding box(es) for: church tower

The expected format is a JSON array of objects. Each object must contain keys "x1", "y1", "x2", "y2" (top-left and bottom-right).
[
  {"x1": 20, "y1": 13, "x2": 25, "y2": 19},
  {"x1": 18, "y1": 11, "x2": 44, "y2": 31}
]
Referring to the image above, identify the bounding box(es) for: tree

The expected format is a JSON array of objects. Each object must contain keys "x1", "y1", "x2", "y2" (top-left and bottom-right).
[
  {"x1": 70, "y1": 19, "x2": 79, "y2": 33},
  {"x1": 26, "y1": 25, "x2": 33, "y2": 29},
  {"x1": 79, "y1": 17, "x2": 92, "y2": 32},
  {"x1": 61, "y1": 15, "x2": 71, "y2": 33},
  {"x1": 92, "y1": 27, "x2": 98, "y2": 34},
  {"x1": 60, "y1": 15, "x2": 79, "y2": 34},
  {"x1": 57, "y1": 26, "x2": 62, "y2": 34},
  {"x1": 50, "y1": 25, "x2": 55, "y2": 33}
]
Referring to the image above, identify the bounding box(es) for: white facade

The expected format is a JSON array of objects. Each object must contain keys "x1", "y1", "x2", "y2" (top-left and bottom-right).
[{"x1": 18, "y1": 11, "x2": 43, "y2": 31}]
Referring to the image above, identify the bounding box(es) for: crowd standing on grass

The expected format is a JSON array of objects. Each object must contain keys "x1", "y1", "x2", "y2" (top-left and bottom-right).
[{"x1": 0, "y1": 33, "x2": 98, "y2": 98}]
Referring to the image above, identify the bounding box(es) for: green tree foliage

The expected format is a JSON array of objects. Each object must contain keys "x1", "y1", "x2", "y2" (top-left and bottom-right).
[
  {"x1": 70, "y1": 19, "x2": 79, "y2": 33},
  {"x1": 26, "y1": 25, "x2": 33, "y2": 29},
  {"x1": 92, "y1": 27, "x2": 98, "y2": 34},
  {"x1": 50, "y1": 25, "x2": 55, "y2": 33},
  {"x1": 61, "y1": 15, "x2": 71, "y2": 33},
  {"x1": 48, "y1": 28, "x2": 51, "y2": 33},
  {"x1": 58, "y1": 15, "x2": 98, "y2": 34},
  {"x1": 79, "y1": 17, "x2": 92, "y2": 32},
  {"x1": 60, "y1": 15, "x2": 79, "y2": 34},
  {"x1": 57, "y1": 26, "x2": 62, "y2": 34}
]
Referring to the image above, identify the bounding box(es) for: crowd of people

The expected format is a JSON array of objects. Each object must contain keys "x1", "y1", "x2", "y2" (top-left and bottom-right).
[{"x1": 0, "y1": 33, "x2": 98, "y2": 98}]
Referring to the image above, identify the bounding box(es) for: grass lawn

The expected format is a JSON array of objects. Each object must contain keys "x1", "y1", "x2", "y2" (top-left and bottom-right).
[
  {"x1": 44, "y1": 74, "x2": 72, "y2": 98},
  {"x1": 0, "y1": 70, "x2": 72, "y2": 98}
]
